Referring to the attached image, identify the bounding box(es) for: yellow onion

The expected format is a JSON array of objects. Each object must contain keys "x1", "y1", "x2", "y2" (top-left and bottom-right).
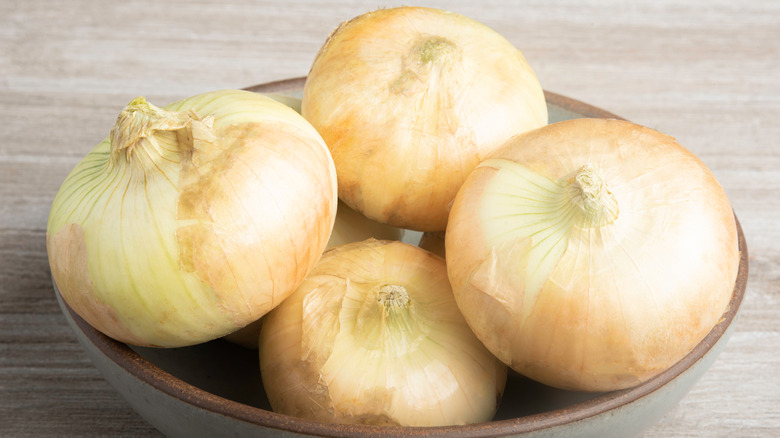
[
  {"x1": 223, "y1": 200, "x2": 403, "y2": 349},
  {"x1": 259, "y1": 239, "x2": 507, "y2": 426},
  {"x1": 47, "y1": 90, "x2": 338, "y2": 347},
  {"x1": 302, "y1": 6, "x2": 548, "y2": 232},
  {"x1": 445, "y1": 118, "x2": 740, "y2": 392}
]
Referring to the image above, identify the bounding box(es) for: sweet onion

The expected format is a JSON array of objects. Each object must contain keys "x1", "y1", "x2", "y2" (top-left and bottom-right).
[
  {"x1": 259, "y1": 239, "x2": 507, "y2": 426},
  {"x1": 302, "y1": 6, "x2": 548, "y2": 232},
  {"x1": 445, "y1": 118, "x2": 740, "y2": 392},
  {"x1": 47, "y1": 90, "x2": 338, "y2": 347}
]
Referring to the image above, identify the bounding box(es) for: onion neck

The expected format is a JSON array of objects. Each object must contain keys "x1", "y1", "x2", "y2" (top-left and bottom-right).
[
  {"x1": 108, "y1": 97, "x2": 215, "y2": 168},
  {"x1": 390, "y1": 36, "x2": 458, "y2": 95},
  {"x1": 377, "y1": 284, "x2": 410, "y2": 310},
  {"x1": 414, "y1": 36, "x2": 456, "y2": 64},
  {"x1": 354, "y1": 283, "x2": 423, "y2": 353},
  {"x1": 567, "y1": 165, "x2": 618, "y2": 228}
]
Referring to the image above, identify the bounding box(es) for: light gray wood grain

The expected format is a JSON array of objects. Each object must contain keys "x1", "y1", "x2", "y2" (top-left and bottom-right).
[{"x1": 1, "y1": 0, "x2": 777, "y2": 436}]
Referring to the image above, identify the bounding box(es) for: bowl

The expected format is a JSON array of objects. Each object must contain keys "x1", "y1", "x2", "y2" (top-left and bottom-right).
[{"x1": 54, "y1": 77, "x2": 749, "y2": 438}]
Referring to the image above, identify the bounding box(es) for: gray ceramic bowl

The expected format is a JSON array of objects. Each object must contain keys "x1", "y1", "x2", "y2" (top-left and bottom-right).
[{"x1": 54, "y1": 78, "x2": 749, "y2": 438}]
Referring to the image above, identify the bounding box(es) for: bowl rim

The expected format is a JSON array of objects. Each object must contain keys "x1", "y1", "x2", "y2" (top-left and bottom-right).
[{"x1": 57, "y1": 78, "x2": 750, "y2": 437}]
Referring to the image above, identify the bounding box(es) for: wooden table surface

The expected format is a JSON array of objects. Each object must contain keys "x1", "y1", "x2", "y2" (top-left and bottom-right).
[{"x1": 2, "y1": 1, "x2": 777, "y2": 436}]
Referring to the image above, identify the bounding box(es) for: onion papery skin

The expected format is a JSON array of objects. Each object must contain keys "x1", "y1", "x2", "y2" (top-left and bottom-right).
[
  {"x1": 259, "y1": 239, "x2": 507, "y2": 426},
  {"x1": 302, "y1": 6, "x2": 548, "y2": 232},
  {"x1": 47, "y1": 90, "x2": 338, "y2": 348},
  {"x1": 445, "y1": 118, "x2": 740, "y2": 392}
]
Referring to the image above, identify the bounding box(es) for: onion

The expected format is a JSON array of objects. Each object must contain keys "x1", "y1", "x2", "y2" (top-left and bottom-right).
[
  {"x1": 47, "y1": 90, "x2": 338, "y2": 348},
  {"x1": 259, "y1": 239, "x2": 507, "y2": 426},
  {"x1": 223, "y1": 200, "x2": 403, "y2": 349},
  {"x1": 302, "y1": 6, "x2": 548, "y2": 232},
  {"x1": 445, "y1": 118, "x2": 740, "y2": 392}
]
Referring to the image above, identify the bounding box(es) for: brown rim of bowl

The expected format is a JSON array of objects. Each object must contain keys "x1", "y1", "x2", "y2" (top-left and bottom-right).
[{"x1": 58, "y1": 81, "x2": 749, "y2": 437}]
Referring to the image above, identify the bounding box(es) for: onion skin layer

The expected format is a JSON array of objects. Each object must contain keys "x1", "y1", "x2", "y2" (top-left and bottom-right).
[
  {"x1": 445, "y1": 118, "x2": 740, "y2": 392},
  {"x1": 47, "y1": 90, "x2": 338, "y2": 348},
  {"x1": 259, "y1": 239, "x2": 507, "y2": 426},
  {"x1": 302, "y1": 6, "x2": 548, "y2": 232}
]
